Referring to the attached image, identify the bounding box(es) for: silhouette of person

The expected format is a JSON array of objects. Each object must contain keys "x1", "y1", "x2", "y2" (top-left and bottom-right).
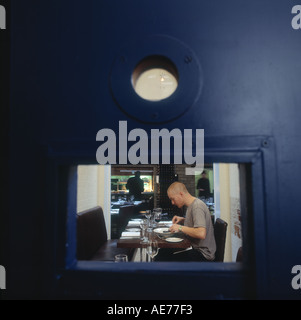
[
  {"x1": 197, "y1": 170, "x2": 211, "y2": 199},
  {"x1": 126, "y1": 171, "x2": 144, "y2": 201}
]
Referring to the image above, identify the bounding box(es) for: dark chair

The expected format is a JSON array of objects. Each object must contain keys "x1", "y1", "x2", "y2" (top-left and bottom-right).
[
  {"x1": 236, "y1": 246, "x2": 243, "y2": 262},
  {"x1": 118, "y1": 205, "x2": 136, "y2": 236},
  {"x1": 77, "y1": 206, "x2": 135, "y2": 261},
  {"x1": 214, "y1": 218, "x2": 228, "y2": 262},
  {"x1": 110, "y1": 212, "x2": 120, "y2": 239}
]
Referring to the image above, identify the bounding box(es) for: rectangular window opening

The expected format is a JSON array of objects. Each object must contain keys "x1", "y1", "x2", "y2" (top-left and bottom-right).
[{"x1": 62, "y1": 163, "x2": 254, "y2": 268}]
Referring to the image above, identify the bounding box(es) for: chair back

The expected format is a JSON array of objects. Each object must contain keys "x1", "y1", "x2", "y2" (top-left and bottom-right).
[
  {"x1": 118, "y1": 205, "x2": 135, "y2": 235},
  {"x1": 214, "y1": 218, "x2": 228, "y2": 262},
  {"x1": 77, "y1": 206, "x2": 107, "y2": 260},
  {"x1": 236, "y1": 246, "x2": 243, "y2": 262}
]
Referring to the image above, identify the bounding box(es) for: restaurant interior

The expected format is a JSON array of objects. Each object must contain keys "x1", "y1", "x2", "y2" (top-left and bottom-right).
[
  {"x1": 3, "y1": 0, "x2": 300, "y2": 300},
  {"x1": 76, "y1": 163, "x2": 243, "y2": 263}
]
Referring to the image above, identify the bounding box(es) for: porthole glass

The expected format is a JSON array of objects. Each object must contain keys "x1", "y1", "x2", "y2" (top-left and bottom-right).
[{"x1": 132, "y1": 56, "x2": 179, "y2": 102}]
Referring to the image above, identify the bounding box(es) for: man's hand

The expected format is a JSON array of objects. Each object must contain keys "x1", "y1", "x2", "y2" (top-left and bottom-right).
[
  {"x1": 172, "y1": 215, "x2": 185, "y2": 225},
  {"x1": 169, "y1": 224, "x2": 182, "y2": 233}
]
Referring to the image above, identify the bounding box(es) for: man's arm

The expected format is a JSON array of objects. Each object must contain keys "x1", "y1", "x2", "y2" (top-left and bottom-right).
[
  {"x1": 139, "y1": 180, "x2": 144, "y2": 192},
  {"x1": 126, "y1": 178, "x2": 132, "y2": 190},
  {"x1": 172, "y1": 216, "x2": 185, "y2": 224},
  {"x1": 197, "y1": 179, "x2": 205, "y2": 191},
  {"x1": 170, "y1": 224, "x2": 206, "y2": 240}
]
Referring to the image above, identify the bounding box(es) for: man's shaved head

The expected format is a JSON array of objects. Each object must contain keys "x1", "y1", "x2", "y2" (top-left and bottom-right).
[{"x1": 167, "y1": 182, "x2": 189, "y2": 195}]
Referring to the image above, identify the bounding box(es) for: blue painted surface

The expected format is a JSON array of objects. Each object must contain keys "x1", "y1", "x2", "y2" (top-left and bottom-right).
[{"x1": 6, "y1": 0, "x2": 301, "y2": 299}]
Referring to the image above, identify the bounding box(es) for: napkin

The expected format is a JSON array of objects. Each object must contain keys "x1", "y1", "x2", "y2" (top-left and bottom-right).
[
  {"x1": 128, "y1": 220, "x2": 141, "y2": 227},
  {"x1": 121, "y1": 231, "x2": 140, "y2": 238}
]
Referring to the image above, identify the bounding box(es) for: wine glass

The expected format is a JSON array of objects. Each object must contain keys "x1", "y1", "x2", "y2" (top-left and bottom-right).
[
  {"x1": 140, "y1": 219, "x2": 148, "y2": 244},
  {"x1": 155, "y1": 208, "x2": 162, "y2": 215},
  {"x1": 144, "y1": 210, "x2": 151, "y2": 221},
  {"x1": 146, "y1": 240, "x2": 159, "y2": 262},
  {"x1": 153, "y1": 208, "x2": 162, "y2": 227},
  {"x1": 154, "y1": 211, "x2": 162, "y2": 227},
  {"x1": 145, "y1": 210, "x2": 153, "y2": 232}
]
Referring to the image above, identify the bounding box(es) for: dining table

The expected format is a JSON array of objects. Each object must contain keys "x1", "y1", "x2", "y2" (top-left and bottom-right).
[{"x1": 117, "y1": 219, "x2": 192, "y2": 261}]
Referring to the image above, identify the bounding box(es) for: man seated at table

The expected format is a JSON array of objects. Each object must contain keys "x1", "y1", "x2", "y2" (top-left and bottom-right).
[{"x1": 155, "y1": 182, "x2": 216, "y2": 262}]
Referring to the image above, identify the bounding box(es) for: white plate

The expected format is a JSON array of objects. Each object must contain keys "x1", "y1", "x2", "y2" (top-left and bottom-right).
[
  {"x1": 165, "y1": 237, "x2": 184, "y2": 243},
  {"x1": 154, "y1": 227, "x2": 170, "y2": 234}
]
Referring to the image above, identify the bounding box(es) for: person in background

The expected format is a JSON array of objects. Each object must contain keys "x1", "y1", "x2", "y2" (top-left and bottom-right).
[
  {"x1": 197, "y1": 170, "x2": 211, "y2": 199},
  {"x1": 155, "y1": 182, "x2": 216, "y2": 262},
  {"x1": 126, "y1": 171, "x2": 144, "y2": 201}
]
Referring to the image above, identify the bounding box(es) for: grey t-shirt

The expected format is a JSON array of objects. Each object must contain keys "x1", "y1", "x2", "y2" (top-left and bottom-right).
[{"x1": 184, "y1": 198, "x2": 216, "y2": 261}]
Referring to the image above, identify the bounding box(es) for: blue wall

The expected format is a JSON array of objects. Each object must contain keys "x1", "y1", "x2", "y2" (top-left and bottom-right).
[{"x1": 6, "y1": 0, "x2": 301, "y2": 299}]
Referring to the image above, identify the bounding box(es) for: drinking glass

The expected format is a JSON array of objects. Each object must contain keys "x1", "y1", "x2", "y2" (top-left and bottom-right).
[
  {"x1": 146, "y1": 240, "x2": 159, "y2": 262},
  {"x1": 153, "y1": 208, "x2": 162, "y2": 227},
  {"x1": 155, "y1": 208, "x2": 162, "y2": 215},
  {"x1": 145, "y1": 210, "x2": 151, "y2": 221},
  {"x1": 140, "y1": 219, "x2": 148, "y2": 244},
  {"x1": 154, "y1": 211, "x2": 162, "y2": 227},
  {"x1": 115, "y1": 254, "x2": 128, "y2": 262},
  {"x1": 145, "y1": 210, "x2": 153, "y2": 232}
]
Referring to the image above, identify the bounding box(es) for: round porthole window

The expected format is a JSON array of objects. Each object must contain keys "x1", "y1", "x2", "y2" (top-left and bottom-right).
[
  {"x1": 132, "y1": 56, "x2": 179, "y2": 102},
  {"x1": 110, "y1": 35, "x2": 203, "y2": 123}
]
